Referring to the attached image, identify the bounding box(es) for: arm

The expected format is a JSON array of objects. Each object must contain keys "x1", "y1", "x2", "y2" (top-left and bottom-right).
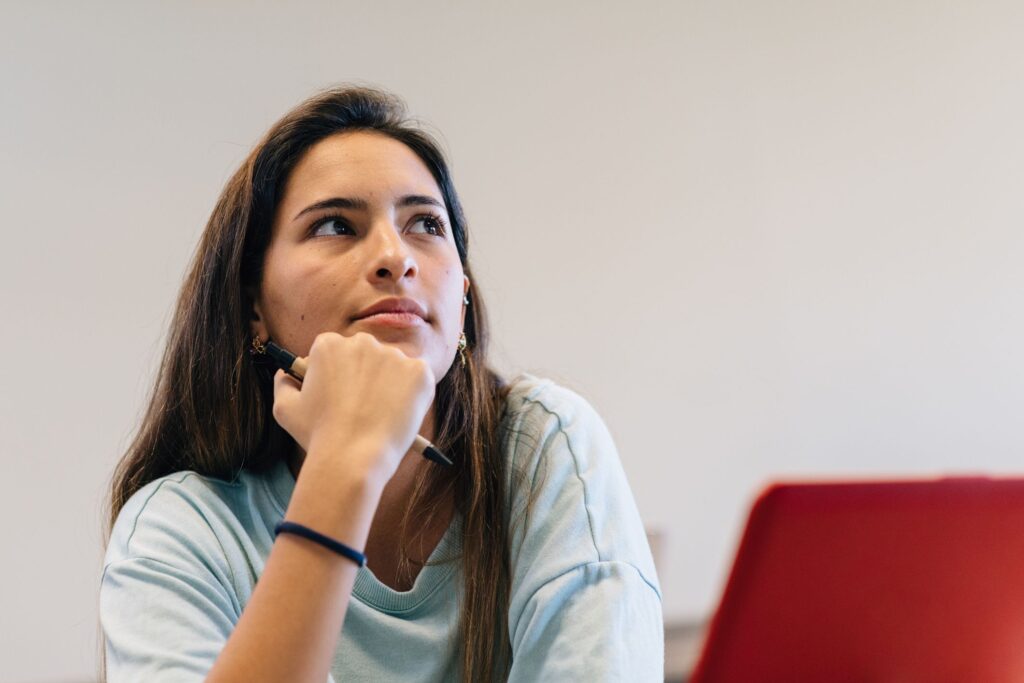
[
  {"x1": 102, "y1": 332, "x2": 435, "y2": 682},
  {"x1": 509, "y1": 561, "x2": 663, "y2": 681},
  {"x1": 210, "y1": 333, "x2": 434, "y2": 681},
  {"x1": 503, "y1": 381, "x2": 664, "y2": 681},
  {"x1": 205, "y1": 457, "x2": 386, "y2": 683},
  {"x1": 101, "y1": 450, "x2": 387, "y2": 683}
]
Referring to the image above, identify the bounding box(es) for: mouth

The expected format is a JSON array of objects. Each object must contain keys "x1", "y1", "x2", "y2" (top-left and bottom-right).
[
  {"x1": 353, "y1": 297, "x2": 429, "y2": 323},
  {"x1": 355, "y1": 311, "x2": 426, "y2": 328}
]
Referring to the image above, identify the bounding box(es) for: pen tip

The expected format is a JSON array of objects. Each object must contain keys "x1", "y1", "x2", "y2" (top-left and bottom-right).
[{"x1": 423, "y1": 445, "x2": 454, "y2": 467}]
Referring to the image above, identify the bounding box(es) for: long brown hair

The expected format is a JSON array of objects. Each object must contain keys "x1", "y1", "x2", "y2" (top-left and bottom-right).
[{"x1": 105, "y1": 85, "x2": 514, "y2": 681}]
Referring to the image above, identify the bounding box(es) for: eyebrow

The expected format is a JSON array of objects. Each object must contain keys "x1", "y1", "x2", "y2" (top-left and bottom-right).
[{"x1": 293, "y1": 194, "x2": 445, "y2": 221}]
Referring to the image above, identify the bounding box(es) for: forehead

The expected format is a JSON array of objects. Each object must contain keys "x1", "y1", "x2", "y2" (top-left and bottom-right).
[{"x1": 279, "y1": 130, "x2": 443, "y2": 208}]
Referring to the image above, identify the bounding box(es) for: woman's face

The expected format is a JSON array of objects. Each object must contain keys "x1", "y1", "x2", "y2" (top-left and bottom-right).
[{"x1": 249, "y1": 130, "x2": 469, "y2": 384}]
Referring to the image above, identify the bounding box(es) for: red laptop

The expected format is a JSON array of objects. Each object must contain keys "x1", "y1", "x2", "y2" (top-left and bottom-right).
[{"x1": 691, "y1": 477, "x2": 1024, "y2": 683}]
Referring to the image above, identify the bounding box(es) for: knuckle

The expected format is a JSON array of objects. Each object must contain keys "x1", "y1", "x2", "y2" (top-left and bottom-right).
[
  {"x1": 312, "y1": 331, "x2": 341, "y2": 350},
  {"x1": 411, "y1": 358, "x2": 431, "y2": 380}
]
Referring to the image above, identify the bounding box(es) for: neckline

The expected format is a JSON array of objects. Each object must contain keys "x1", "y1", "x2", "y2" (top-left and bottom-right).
[{"x1": 264, "y1": 457, "x2": 462, "y2": 615}]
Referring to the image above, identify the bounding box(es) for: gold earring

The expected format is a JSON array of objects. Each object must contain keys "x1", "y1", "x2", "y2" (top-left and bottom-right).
[
  {"x1": 250, "y1": 334, "x2": 267, "y2": 355},
  {"x1": 457, "y1": 332, "x2": 468, "y2": 367}
]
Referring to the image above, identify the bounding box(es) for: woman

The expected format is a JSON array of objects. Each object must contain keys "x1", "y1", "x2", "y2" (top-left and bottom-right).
[{"x1": 100, "y1": 85, "x2": 663, "y2": 682}]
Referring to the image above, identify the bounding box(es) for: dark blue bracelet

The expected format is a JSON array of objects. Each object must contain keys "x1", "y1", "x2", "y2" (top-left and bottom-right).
[{"x1": 273, "y1": 521, "x2": 367, "y2": 567}]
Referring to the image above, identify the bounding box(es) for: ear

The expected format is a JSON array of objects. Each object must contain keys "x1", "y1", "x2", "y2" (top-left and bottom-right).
[
  {"x1": 246, "y1": 286, "x2": 269, "y2": 340},
  {"x1": 460, "y1": 276, "x2": 471, "y2": 328}
]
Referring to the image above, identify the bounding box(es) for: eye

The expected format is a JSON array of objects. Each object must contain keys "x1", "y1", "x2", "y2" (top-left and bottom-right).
[
  {"x1": 408, "y1": 214, "x2": 448, "y2": 236},
  {"x1": 309, "y1": 214, "x2": 354, "y2": 237}
]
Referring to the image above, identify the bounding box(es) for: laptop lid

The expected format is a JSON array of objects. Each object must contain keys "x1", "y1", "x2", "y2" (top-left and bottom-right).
[{"x1": 691, "y1": 477, "x2": 1024, "y2": 682}]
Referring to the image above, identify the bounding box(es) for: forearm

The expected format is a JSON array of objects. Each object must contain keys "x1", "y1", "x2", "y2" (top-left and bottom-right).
[{"x1": 207, "y1": 451, "x2": 387, "y2": 683}]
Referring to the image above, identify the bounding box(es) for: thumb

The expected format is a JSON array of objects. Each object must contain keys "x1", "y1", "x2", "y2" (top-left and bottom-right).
[{"x1": 273, "y1": 368, "x2": 301, "y2": 398}]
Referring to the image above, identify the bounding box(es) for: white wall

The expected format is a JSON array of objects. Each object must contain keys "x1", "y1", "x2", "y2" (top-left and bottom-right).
[{"x1": 2, "y1": 1, "x2": 1023, "y2": 680}]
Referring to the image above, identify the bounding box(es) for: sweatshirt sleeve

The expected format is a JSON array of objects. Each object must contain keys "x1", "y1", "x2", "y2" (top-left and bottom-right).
[
  {"x1": 504, "y1": 378, "x2": 664, "y2": 681},
  {"x1": 100, "y1": 475, "x2": 242, "y2": 683}
]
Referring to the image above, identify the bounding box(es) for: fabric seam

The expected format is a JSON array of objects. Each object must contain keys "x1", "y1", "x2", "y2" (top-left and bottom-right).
[
  {"x1": 122, "y1": 472, "x2": 241, "y2": 599},
  {"x1": 100, "y1": 555, "x2": 240, "y2": 617},
  {"x1": 519, "y1": 394, "x2": 603, "y2": 564},
  {"x1": 518, "y1": 559, "x2": 662, "y2": 613},
  {"x1": 351, "y1": 560, "x2": 460, "y2": 616}
]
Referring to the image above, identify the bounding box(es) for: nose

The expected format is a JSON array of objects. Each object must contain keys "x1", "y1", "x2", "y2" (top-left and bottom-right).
[{"x1": 366, "y1": 222, "x2": 417, "y2": 284}]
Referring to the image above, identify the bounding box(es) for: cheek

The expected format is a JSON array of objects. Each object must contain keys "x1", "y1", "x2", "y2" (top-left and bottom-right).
[
  {"x1": 264, "y1": 255, "x2": 352, "y2": 331},
  {"x1": 434, "y1": 265, "x2": 465, "y2": 330}
]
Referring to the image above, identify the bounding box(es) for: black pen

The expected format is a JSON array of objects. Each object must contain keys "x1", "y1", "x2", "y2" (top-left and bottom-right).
[{"x1": 261, "y1": 340, "x2": 453, "y2": 467}]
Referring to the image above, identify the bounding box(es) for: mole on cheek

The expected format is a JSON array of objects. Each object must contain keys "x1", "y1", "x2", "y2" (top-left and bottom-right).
[{"x1": 301, "y1": 315, "x2": 305, "y2": 321}]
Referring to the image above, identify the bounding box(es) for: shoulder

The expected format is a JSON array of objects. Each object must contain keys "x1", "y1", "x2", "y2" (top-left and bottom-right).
[
  {"x1": 500, "y1": 373, "x2": 620, "y2": 487},
  {"x1": 105, "y1": 466, "x2": 278, "y2": 574},
  {"x1": 503, "y1": 373, "x2": 600, "y2": 427},
  {"x1": 499, "y1": 375, "x2": 663, "y2": 617},
  {"x1": 501, "y1": 373, "x2": 611, "y2": 457},
  {"x1": 100, "y1": 471, "x2": 263, "y2": 671},
  {"x1": 499, "y1": 374, "x2": 640, "y2": 555}
]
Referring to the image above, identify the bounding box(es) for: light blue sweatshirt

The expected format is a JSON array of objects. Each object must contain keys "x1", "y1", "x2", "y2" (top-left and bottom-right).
[{"x1": 100, "y1": 374, "x2": 664, "y2": 681}]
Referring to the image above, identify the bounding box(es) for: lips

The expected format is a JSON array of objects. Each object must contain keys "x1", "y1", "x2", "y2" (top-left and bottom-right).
[{"x1": 353, "y1": 297, "x2": 428, "y2": 321}]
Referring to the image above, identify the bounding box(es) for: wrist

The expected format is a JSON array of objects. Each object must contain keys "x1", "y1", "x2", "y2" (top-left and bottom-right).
[
  {"x1": 304, "y1": 432, "x2": 398, "y2": 490},
  {"x1": 285, "y1": 443, "x2": 390, "y2": 547}
]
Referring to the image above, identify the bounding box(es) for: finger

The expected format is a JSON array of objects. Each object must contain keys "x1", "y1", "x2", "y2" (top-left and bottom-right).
[{"x1": 273, "y1": 368, "x2": 301, "y2": 395}]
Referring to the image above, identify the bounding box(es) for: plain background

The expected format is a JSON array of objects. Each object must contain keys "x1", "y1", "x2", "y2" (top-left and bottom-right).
[{"x1": 3, "y1": 1, "x2": 1023, "y2": 681}]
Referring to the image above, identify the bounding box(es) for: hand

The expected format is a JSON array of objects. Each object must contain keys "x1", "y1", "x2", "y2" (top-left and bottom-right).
[{"x1": 270, "y1": 331, "x2": 436, "y2": 483}]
